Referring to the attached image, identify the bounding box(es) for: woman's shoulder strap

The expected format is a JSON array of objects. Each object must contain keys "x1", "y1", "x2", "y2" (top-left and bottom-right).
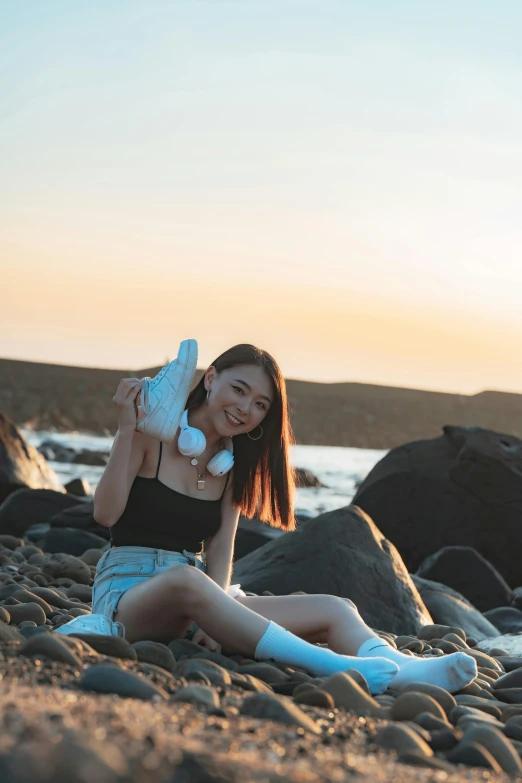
[
  {"x1": 155, "y1": 442, "x2": 163, "y2": 479},
  {"x1": 220, "y1": 470, "x2": 231, "y2": 499}
]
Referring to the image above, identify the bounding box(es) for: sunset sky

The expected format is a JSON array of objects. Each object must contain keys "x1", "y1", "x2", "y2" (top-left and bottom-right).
[{"x1": 2, "y1": 1, "x2": 522, "y2": 394}]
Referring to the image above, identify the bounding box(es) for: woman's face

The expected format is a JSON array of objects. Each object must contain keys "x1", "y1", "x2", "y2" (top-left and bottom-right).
[{"x1": 206, "y1": 364, "x2": 274, "y2": 437}]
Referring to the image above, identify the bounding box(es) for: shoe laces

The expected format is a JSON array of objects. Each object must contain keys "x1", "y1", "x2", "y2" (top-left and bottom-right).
[{"x1": 149, "y1": 362, "x2": 172, "y2": 389}]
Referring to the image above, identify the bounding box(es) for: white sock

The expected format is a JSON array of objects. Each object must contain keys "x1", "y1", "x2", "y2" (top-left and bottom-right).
[
  {"x1": 254, "y1": 621, "x2": 398, "y2": 695},
  {"x1": 357, "y1": 638, "x2": 478, "y2": 693}
]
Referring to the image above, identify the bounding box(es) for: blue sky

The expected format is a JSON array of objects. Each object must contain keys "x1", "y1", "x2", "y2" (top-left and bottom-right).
[{"x1": 2, "y1": 1, "x2": 522, "y2": 392}]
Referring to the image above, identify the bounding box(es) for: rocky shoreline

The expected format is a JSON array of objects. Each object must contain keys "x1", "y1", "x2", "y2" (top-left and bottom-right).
[
  {"x1": 1, "y1": 678, "x2": 508, "y2": 783},
  {"x1": 2, "y1": 414, "x2": 522, "y2": 781},
  {"x1": 1, "y1": 549, "x2": 522, "y2": 783}
]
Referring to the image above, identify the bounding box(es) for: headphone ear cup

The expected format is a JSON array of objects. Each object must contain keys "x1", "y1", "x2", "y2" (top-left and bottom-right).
[
  {"x1": 178, "y1": 427, "x2": 206, "y2": 457},
  {"x1": 207, "y1": 450, "x2": 234, "y2": 477}
]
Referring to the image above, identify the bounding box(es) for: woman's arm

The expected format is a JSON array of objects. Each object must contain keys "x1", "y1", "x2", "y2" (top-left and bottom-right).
[
  {"x1": 93, "y1": 429, "x2": 147, "y2": 527},
  {"x1": 93, "y1": 377, "x2": 146, "y2": 527},
  {"x1": 205, "y1": 475, "x2": 240, "y2": 590}
]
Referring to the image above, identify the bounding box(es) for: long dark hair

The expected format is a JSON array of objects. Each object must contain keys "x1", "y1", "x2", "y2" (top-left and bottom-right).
[{"x1": 186, "y1": 344, "x2": 296, "y2": 531}]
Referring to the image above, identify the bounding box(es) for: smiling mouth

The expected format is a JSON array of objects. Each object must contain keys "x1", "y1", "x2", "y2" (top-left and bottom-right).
[{"x1": 225, "y1": 411, "x2": 244, "y2": 427}]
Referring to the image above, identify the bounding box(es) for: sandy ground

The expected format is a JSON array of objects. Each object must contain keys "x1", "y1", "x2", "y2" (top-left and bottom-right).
[
  {"x1": 0, "y1": 658, "x2": 510, "y2": 783},
  {"x1": 0, "y1": 534, "x2": 519, "y2": 783}
]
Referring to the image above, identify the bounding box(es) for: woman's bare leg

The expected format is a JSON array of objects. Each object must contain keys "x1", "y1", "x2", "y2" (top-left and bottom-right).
[
  {"x1": 114, "y1": 566, "x2": 402, "y2": 692},
  {"x1": 114, "y1": 565, "x2": 375, "y2": 653},
  {"x1": 233, "y1": 595, "x2": 477, "y2": 693},
  {"x1": 235, "y1": 595, "x2": 376, "y2": 655},
  {"x1": 115, "y1": 565, "x2": 270, "y2": 647}
]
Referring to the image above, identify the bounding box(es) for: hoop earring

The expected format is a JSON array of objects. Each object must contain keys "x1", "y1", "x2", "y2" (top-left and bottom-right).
[{"x1": 247, "y1": 424, "x2": 263, "y2": 441}]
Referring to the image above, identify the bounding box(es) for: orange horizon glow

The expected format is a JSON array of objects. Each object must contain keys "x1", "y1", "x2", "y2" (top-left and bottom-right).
[
  {"x1": 3, "y1": 2, "x2": 522, "y2": 395},
  {"x1": 4, "y1": 249, "x2": 522, "y2": 394}
]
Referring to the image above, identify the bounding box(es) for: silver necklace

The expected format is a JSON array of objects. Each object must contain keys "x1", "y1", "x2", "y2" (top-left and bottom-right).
[
  {"x1": 189, "y1": 444, "x2": 224, "y2": 491},
  {"x1": 190, "y1": 457, "x2": 208, "y2": 491},
  {"x1": 186, "y1": 412, "x2": 224, "y2": 490}
]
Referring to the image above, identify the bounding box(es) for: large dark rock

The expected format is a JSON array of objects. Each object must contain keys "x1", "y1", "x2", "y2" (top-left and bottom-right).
[
  {"x1": 48, "y1": 501, "x2": 95, "y2": 529},
  {"x1": 0, "y1": 414, "x2": 63, "y2": 503},
  {"x1": 38, "y1": 440, "x2": 108, "y2": 466},
  {"x1": 0, "y1": 488, "x2": 86, "y2": 536},
  {"x1": 416, "y1": 547, "x2": 513, "y2": 612},
  {"x1": 41, "y1": 553, "x2": 93, "y2": 584},
  {"x1": 233, "y1": 505, "x2": 432, "y2": 635},
  {"x1": 353, "y1": 425, "x2": 522, "y2": 586},
  {"x1": 72, "y1": 450, "x2": 108, "y2": 466},
  {"x1": 234, "y1": 517, "x2": 286, "y2": 561},
  {"x1": 48, "y1": 501, "x2": 110, "y2": 540},
  {"x1": 483, "y1": 607, "x2": 522, "y2": 634},
  {"x1": 41, "y1": 527, "x2": 108, "y2": 556},
  {"x1": 512, "y1": 588, "x2": 522, "y2": 611},
  {"x1": 294, "y1": 468, "x2": 324, "y2": 488},
  {"x1": 64, "y1": 478, "x2": 92, "y2": 497},
  {"x1": 38, "y1": 440, "x2": 76, "y2": 462},
  {"x1": 411, "y1": 575, "x2": 500, "y2": 641}
]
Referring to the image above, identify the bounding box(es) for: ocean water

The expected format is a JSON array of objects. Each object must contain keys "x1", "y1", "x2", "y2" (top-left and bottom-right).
[
  {"x1": 22, "y1": 429, "x2": 387, "y2": 518},
  {"x1": 478, "y1": 634, "x2": 522, "y2": 656}
]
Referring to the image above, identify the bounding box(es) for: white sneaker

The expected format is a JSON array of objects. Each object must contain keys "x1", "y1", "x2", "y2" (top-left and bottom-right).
[
  {"x1": 54, "y1": 614, "x2": 125, "y2": 637},
  {"x1": 136, "y1": 338, "x2": 198, "y2": 443}
]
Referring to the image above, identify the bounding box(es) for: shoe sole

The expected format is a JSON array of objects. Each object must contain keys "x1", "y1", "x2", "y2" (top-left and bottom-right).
[
  {"x1": 136, "y1": 338, "x2": 198, "y2": 444},
  {"x1": 53, "y1": 616, "x2": 125, "y2": 637}
]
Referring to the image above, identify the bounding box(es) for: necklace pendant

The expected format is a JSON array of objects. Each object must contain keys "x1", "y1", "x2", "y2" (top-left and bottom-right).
[{"x1": 197, "y1": 478, "x2": 205, "y2": 491}]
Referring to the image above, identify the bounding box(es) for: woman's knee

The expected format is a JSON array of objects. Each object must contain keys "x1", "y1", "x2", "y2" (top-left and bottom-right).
[
  {"x1": 340, "y1": 597, "x2": 358, "y2": 611},
  {"x1": 313, "y1": 594, "x2": 356, "y2": 619},
  {"x1": 164, "y1": 564, "x2": 208, "y2": 602},
  {"x1": 322, "y1": 595, "x2": 359, "y2": 620}
]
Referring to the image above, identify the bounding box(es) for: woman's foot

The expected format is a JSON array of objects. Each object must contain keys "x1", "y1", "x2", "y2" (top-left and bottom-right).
[
  {"x1": 255, "y1": 621, "x2": 398, "y2": 694},
  {"x1": 358, "y1": 638, "x2": 478, "y2": 693},
  {"x1": 387, "y1": 652, "x2": 478, "y2": 692},
  {"x1": 337, "y1": 656, "x2": 399, "y2": 695}
]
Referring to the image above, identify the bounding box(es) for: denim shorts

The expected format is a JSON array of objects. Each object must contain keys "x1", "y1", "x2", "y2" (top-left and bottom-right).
[{"x1": 92, "y1": 545, "x2": 206, "y2": 622}]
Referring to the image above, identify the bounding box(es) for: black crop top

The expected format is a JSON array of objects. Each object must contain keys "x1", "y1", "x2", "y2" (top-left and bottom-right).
[{"x1": 110, "y1": 443, "x2": 227, "y2": 553}]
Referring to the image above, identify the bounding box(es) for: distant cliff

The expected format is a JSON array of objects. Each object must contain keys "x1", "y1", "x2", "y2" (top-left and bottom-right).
[{"x1": 1, "y1": 358, "x2": 521, "y2": 449}]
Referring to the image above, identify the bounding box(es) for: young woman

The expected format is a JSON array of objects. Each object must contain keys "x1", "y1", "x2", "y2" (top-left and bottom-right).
[{"x1": 88, "y1": 344, "x2": 476, "y2": 695}]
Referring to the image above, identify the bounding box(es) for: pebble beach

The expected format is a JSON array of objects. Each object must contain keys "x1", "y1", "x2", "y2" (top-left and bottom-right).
[
  {"x1": 2, "y1": 623, "x2": 521, "y2": 783},
  {"x1": 0, "y1": 527, "x2": 522, "y2": 783}
]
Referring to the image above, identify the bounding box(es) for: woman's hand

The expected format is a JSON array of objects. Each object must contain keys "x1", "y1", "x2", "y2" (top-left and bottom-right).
[
  {"x1": 112, "y1": 378, "x2": 143, "y2": 433},
  {"x1": 191, "y1": 627, "x2": 222, "y2": 654}
]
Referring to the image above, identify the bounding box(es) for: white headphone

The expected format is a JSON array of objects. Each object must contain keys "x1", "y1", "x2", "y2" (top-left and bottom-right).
[{"x1": 178, "y1": 409, "x2": 234, "y2": 476}]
